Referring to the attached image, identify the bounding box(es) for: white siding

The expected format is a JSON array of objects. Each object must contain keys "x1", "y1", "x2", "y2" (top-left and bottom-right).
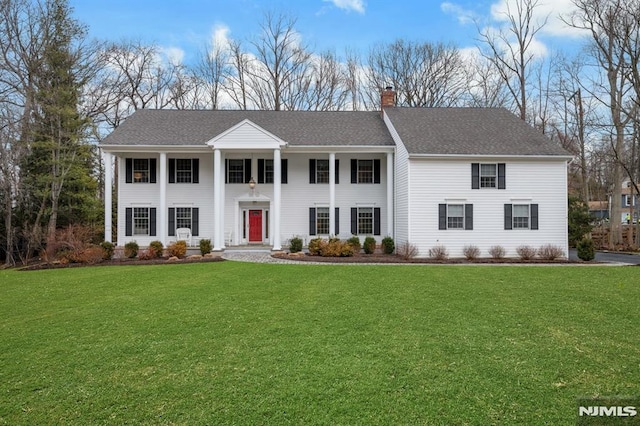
[
  {"x1": 408, "y1": 158, "x2": 568, "y2": 258},
  {"x1": 384, "y1": 112, "x2": 409, "y2": 245},
  {"x1": 117, "y1": 153, "x2": 215, "y2": 246}
]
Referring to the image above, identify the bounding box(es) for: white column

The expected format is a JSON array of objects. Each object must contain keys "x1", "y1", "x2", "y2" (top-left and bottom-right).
[
  {"x1": 220, "y1": 152, "x2": 226, "y2": 248},
  {"x1": 329, "y1": 152, "x2": 336, "y2": 236},
  {"x1": 386, "y1": 151, "x2": 394, "y2": 238},
  {"x1": 103, "y1": 151, "x2": 113, "y2": 243},
  {"x1": 213, "y1": 148, "x2": 222, "y2": 250},
  {"x1": 159, "y1": 152, "x2": 167, "y2": 245},
  {"x1": 272, "y1": 148, "x2": 282, "y2": 250}
]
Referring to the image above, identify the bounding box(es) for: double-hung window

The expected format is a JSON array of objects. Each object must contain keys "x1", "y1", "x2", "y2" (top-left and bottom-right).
[
  {"x1": 350, "y1": 207, "x2": 381, "y2": 235},
  {"x1": 258, "y1": 159, "x2": 288, "y2": 184},
  {"x1": 309, "y1": 159, "x2": 338, "y2": 184},
  {"x1": 169, "y1": 158, "x2": 199, "y2": 183},
  {"x1": 168, "y1": 207, "x2": 199, "y2": 237},
  {"x1": 350, "y1": 159, "x2": 381, "y2": 184},
  {"x1": 125, "y1": 207, "x2": 157, "y2": 236},
  {"x1": 309, "y1": 207, "x2": 339, "y2": 236},
  {"x1": 472, "y1": 163, "x2": 505, "y2": 189},
  {"x1": 438, "y1": 204, "x2": 473, "y2": 230},
  {"x1": 228, "y1": 159, "x2": 244, "y2": 183},
  {"x1": 125, "y1": 158, "x2": 157, "y2": 183},
  {"x1": 504, "y1": 203, "x2": 538, "y2": 230}
]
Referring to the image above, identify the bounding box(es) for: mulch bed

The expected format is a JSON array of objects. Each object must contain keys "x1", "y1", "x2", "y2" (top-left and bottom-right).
[
  {"x1": 272, "y1": 252, "x2": 585, "y2": 264},
  {"x1": 16, "y1": 256, "x2": 225, "y2": 271}
]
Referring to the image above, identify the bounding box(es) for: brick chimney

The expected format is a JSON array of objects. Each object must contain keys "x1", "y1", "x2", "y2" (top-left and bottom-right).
[{"x1": 381, "y1": 86, "x2": 396, "y2": 110}]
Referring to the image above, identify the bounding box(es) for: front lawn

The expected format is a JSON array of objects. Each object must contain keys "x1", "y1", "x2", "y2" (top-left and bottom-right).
[{"x1": 1, "y1": 263, "x2": 638, "y2": 425}]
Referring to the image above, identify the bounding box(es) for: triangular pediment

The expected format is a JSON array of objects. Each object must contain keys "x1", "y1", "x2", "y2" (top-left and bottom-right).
[{"x1": 206, "y1": 119, "x2": 287, "y2": 150}]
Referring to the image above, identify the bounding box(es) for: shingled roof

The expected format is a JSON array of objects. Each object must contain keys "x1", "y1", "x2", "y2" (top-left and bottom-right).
[
  {"x1": 100, "y1": 109, "x2": 394, "y2": 147},
  {"x1": 384, "y1": 107, "x2": 569, "y2": 156},
  {"x1": 100, "y1": 107, "x2": 569, "y2": 157}
]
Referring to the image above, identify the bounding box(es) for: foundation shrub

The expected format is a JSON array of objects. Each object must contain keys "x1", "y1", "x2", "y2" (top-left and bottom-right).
[
  {"x1": 199, "y1": 239, "x2": 212, "y2": 255},
  {"x1": 347, "y1": 236, "x2": 361, "y2": 252},
  {"x1": 124, "y1": 241, "x2": 139, "y2": 259},
  {"x1": 100, "y1": 241, "x2": 115, "y2": 260},
  {"x1": 516, "y1": 245, "x2": 537, "y2": 260},
  {"x1": 289, "y1": 237, "x2": 303, "y2": 253},
  {"x1": 149, "y1": 241, "x2": 164, "y2": 258},
  {"x1": 397, "y1": 242, "x2": 419, "y2": 260},
  {"x1": 463, "y1": 244, "x2": 480, "y2": 260},
  {"x1": 577, "y1": 237, "x2": 595, "y2": 261},
  {"x1": 537, "y1": 244, "x2": 565, "y2": 260},
  {"x1": 488, "y1": 245, "x2": 505, "y2": 260},
  {"x1": 168, "y1": 240, "x2": 187, "y2": 258},
  {"x1": 381, "y1": 236, "x2": 395, "y2": 254},
  {"x1": 429, "y1": 245, "x2": 449, "y2": 260},
  {"x1": 308, "y1": 238, "x2": 324, "y2": 256},
  {"x1": 363, "y1": 237, "x2": 376, "y2": 254}
]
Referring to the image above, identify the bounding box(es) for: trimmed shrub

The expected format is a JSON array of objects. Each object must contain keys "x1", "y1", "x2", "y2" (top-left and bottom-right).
[
  {"x1": 363, "y1": 237, "x2": 376, "y2": 254},
  {"x1": 381, "y1": 236, "x2": 395, "y2": 255},
  {"x1": 308, "y1": 238, "x2": 324, "y2": 256},
  {"x1": 199, "y1": 239, "x2": 212, "y2": 255},
  {"x1": 516, "y1": 245, "x2": 537, "y2": 260},
  {"x1": 429, "y1": 245, "x2": 449, "y2": 260},
  {"x1": 289, "y1": 237, "x2": 303, "y2": 253},
  {"x1": 577, "y1": 237, "x2": 595, "y2": 261},
  {"x1": 168, "y1": 240, "x2": 187, "y2": 258},
  {"x1": 138, "y1": 248, "x2": 154, "y2": 260},
  {"x1": 537, "y1": 244, "x2": 565, "y2": 261},
  {"x1": 322, "y1": 240, "x2": 354, "y2": 257},
  {"x1": 347, "y1": 236, "x2": 361, "y2": 252},
  {"x1": 488, "y1": 245, "x2": 505, "y2": 260},
  {"x1": 124, "y1": 241, "x2": 139, "y2": 259},
  {"x1": 149, "y1": 241, "x2": 164, "y2": 258},
  {"x1": 100, "y1": 241, "x2": 115, "y2": 260},
  {"x1": 397, "y1": 242, "x2": 419, "y2": 260},
  {"x1": 463, "y1": 244, "x2": 480, "y2": 260}
]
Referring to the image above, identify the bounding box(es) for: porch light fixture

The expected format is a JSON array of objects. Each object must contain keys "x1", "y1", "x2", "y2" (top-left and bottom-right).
[{"x1": 249, "y1": 177, "x2": 256, "y2": 191}]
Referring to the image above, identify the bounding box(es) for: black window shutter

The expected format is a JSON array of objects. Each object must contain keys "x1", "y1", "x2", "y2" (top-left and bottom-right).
[
  {"x1": 335, "y1": 207, "x2": 340, "y2": 235},
  {"x1": 149, "y1": 208, "x2": 156, "y2": 236},
  {"x1": 192, "y1": 159, "x2": 199, "y2": 183},
  {"x1": 471, "y1": 163, "x2": 479, "y2": 189},
  {"x1": 258, "y1": 159, "x2": 265, "y2": 184},
  {"x1": 374, "y1": 208, "x2": 381, "y2": 235},
  {"x1": 373, "y1": 159, "x2": 381, "y2": 184},
  {"x1": 504, "y1": 204, "x2": 513, "y2": 230},
  {"x1": 168, "y1": 208, "x2": 175, "y2": 236},
  {"x1": 309, "y1": 208, "x2": 316, "y2": 236},
  {"x1": 125, "y1": 208, "x2": 133, "y2": 236},
  {"x1": 309, "y1": 159, "x2": 316, "y2": 184},
  {"x1": 351, "y1": 159, "x2": 358, "y2": 183},
  {"x1": 168, "y1": 159, "x2": 176, "y2": 183},
  {"x1": 373, "y1": 207, "x2": 380, "y2": 235},
  {"x1": 224, "y1": 159, "x2": 228, "y2": 184},
  {"x1": 335, "y1": 159, "x2": 339, "y2": 184},
  {"x1": 149, "y1": 158, "x2": 157, "y2": 183},
  {"x1": 125, "y1": 158, "x2": 133, "y2": 183},
  {"x1": 281, "y1": 159, "x2": 288, "y2": 184},
  {"x1": 192, "y1": 208, "x2": 199, "y2": 236},
  {"x1": 465, "y1": 204, "x2": 473, "y2": 230},
  {"x1": 351, "y1": 208, "x2": 357, "y2": 234},
  {"x1": 438, "y1": 204, "x2": 447, "y2": 230},
  {"x1": 244, "y1": 159, "x2": 251, "y2": 183},
  {"x1": 531, "y1": 204, "x2": 539, "y2": 230},
  {"x1": 498, "y1": 163, "x2": 505, "y2": 189}
]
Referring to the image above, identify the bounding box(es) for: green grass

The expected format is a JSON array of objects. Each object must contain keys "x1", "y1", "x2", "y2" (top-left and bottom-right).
[{"x1": 1, "y1": 263, "x2": 639, "y2": 425}]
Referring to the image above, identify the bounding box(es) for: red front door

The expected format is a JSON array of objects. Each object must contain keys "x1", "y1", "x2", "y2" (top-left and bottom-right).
[{"x1": 249, "y1": 210, "x2": 262, "y2": 242}]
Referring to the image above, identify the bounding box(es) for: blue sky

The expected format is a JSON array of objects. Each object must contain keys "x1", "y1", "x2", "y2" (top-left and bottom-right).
[{"x1": 69, "y1": 0, "x2": 586, "y2": 64}]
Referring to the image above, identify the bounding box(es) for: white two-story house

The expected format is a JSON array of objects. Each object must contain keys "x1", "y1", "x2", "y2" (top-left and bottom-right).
[{"x1": 100, "y1": 89, "x2": 571, "y2": 257}]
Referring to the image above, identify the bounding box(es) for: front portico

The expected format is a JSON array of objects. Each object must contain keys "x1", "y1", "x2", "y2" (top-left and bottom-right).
[{"x1": 208, "y1": 119, "x2": 286, "y2": 251}]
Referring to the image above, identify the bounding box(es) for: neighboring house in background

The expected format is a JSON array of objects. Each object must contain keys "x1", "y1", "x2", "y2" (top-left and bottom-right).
[
  {"x1": 99, "y1": 89, "x2": 571, "y2": 257},
  {"x1": 614, "y1": 179, "x2": 639, "y2": 224},
  {"x1": 588, "y1": 201, "x2": 609, "y2": 223}
]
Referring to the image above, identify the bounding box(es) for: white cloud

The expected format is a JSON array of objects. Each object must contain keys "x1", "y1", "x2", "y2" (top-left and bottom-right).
[
  {"x1": 211, "y1": 23, "x2": 231, "y2": 49},
  {"x1": 323, "y1": 0, "x2": 365, "y2": 14},
  {"x1": 161, "y1": 46, "x2": 185, "y2": 65},
  {"x1": 440, "y1": 2, "x2": 478, "y2": 25},
  {"x1": 489, "y1": 0, "x2": 585, "y2": 38}
]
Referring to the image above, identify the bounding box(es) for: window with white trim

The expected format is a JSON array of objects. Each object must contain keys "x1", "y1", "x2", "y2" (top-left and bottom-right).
[
  {"x1": 316, "y1": 207, "x2": 330, "y2": 235},
  {"x1": 227, "y1": 159, "x2": 244, "y2": 183},
  {"x1": 447, "y1": 204, "x2": 464, "y2": 229},
  {"x1": 176, "y1": 159, "x2": 193, "y2": 183},
  {"x1": 357, "y1": 207, "x2": 373, "y2": 234},
  {"x1": 357, "y1": 160, "x2": 373, "y2": 184},
  {"x1": 512, "y1": 204, "x2": 530, "y2": 229},
  {"x1": 133, "y1": 159, "x2": 150, "y2": 183},
  {"x1": 315, "y1": 160, "x2": 329, "y2": 183},
  {"x1": 480, "y1": 164, "x2": 497, "y2": 188},
  {"x1": 133, "y1": 207, "x2": 150, "y2": 235}
]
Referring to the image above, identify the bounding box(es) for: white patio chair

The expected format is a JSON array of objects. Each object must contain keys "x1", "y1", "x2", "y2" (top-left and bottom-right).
[
  {"x1": 176, "y1": 227, "x2": 192, "y2": 246},
  {"x1": 225, "y1": 229, "x2": 233, "y2": 246}
]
